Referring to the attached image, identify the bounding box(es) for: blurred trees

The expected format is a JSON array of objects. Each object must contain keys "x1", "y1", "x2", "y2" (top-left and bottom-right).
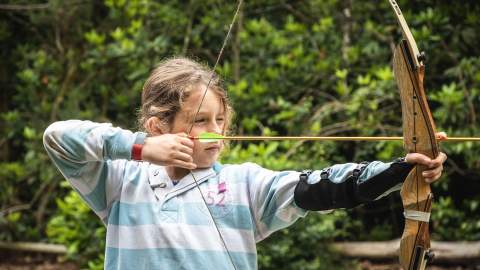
[{"x1": 1, "y1": 0, "x2": 479, "y2": 269}]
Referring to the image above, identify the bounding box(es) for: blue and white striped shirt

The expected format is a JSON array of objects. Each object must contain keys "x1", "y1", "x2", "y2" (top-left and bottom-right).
[{"x1": 43, "y1": 120, "x2": 400, "y2": 269}]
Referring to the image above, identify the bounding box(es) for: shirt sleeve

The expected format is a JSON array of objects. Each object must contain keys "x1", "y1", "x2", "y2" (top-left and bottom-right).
[
  {"x1": 241, "y1": 163, "x2": 308, "y2": 241},
  {"x1": 243, "y1": 159, "x2": 412, "y2": 240},
  {"x1": 43, "y1": 120, "x2": 146, "y2": 222}
]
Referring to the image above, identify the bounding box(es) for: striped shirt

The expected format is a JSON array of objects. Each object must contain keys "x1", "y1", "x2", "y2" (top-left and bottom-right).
[{"x1": 43, "y1": 120, "x2": 400, "y2": 269}]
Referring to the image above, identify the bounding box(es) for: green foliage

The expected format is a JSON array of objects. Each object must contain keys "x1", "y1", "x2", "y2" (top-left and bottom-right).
[
  {"x1": 432, "y1": 196, "x2": 480, "y2": 241},
  {"x1": 257, "y1": 211, "x2": 360, "y2": 270},
  {"x1": 47, "y1": 189, "x2": 105, "y2": 269},
  {"x1": 1, "y1": 0, "x2": 480, "y2": 269}
]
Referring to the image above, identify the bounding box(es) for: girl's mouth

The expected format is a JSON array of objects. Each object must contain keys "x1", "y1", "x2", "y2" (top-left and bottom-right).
[{"x1": 205, "y1": 145, "x2": 220, "y2": 151}]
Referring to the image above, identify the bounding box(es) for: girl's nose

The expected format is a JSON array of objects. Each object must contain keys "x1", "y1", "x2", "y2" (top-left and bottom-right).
[{"x1": 209, "y1": 120, "x2": 222, "y2": 134}]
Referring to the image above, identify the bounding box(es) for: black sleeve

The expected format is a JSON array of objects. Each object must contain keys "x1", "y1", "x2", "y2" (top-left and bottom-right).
[{"x1": 293, "y1": 158, "x2": 413, "y2": 211}]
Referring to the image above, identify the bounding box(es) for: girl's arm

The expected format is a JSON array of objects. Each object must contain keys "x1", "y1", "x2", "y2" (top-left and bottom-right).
[
  {"x1": 293, "y1": 159, "x2": 412, "y2": 211},
  {"x1": 244, "y1": 159, "x2": 412, "y2": 240},
  {"x1": 43, "y1": 120, "x2": 146, "y2": 222},
  {"x1": 243, "y1": 163, "x2": 307, "y2": 241}
]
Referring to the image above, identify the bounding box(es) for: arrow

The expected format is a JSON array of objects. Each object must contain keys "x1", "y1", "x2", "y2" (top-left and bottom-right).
[{"x1": 192, "y1": 132, "x2": 480, "y2": 143}]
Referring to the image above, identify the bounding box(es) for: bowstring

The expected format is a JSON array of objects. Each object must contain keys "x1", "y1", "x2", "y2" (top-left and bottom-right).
[{"x1": 186, "y1": 1, "x2": 243, "y2": 270}]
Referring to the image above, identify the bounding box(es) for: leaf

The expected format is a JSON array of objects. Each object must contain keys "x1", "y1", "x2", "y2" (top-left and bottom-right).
[{"x1": 23, "y1": 127, "x2": 36, "y2": 140}]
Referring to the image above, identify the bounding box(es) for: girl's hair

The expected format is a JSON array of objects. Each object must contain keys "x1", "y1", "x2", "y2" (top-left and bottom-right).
[{"x1": 138, "y1": 57, "x2": 233, "y2": 134}]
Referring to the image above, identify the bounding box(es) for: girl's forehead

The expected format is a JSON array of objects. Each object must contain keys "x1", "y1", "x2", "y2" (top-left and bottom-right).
[
  {"x1": 183, "y1": 87, "x2": 224, "y2": 111},
  {"x1": 187, "y1": 85, "x2": 218, "y2": 100},
  {"x1": 180, "y1": 91, "x2": 225, "y2": 118},
  {"x1": 181, "y1": 105, "x2": 225, "y2": 120}
]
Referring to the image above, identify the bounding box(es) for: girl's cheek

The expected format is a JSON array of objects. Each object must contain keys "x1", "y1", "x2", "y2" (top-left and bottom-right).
[{"x1": 191, "y1": 126, "x2": 208, "y2": 135}]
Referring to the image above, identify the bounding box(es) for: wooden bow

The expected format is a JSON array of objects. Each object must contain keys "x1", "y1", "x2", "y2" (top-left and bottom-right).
[{"x1": 389, "y1": 1, "x2": 438, "y2": 269}]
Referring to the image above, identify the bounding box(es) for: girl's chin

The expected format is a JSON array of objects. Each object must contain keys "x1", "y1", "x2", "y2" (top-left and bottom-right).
[
  {"x1": 195, "y1": 163, "x2": 215, "y2": 169},
  {"x1": 195, "y1": 158, "x2": 219, "y2": 168}
]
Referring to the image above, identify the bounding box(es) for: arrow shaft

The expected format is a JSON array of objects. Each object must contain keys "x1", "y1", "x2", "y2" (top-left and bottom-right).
[{"x1": 192, "y1": 136, "x2": 480, "y2": 142}]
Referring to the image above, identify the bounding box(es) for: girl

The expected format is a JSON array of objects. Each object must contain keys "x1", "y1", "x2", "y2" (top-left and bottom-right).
[{"x1": 43, "y1": 57, "x2": 447, "y2": 270}]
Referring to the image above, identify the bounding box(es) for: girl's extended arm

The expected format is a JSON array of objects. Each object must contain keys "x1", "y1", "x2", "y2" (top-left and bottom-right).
[
  {"x1": 293, "y1": 159, "x2": 413, "y2": 211},
  {"x1": 245, "y1": 159, "x2": 412, "y2": 240}
]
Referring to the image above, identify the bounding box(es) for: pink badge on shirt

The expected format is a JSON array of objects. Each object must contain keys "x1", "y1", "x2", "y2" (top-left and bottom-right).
[{"x1": 218, "y1": 182, "x2": 226, "y2": 194}]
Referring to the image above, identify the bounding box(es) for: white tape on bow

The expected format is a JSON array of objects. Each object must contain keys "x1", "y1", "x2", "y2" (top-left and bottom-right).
[{"x1": 403, "y1": 210, "x2": 430, "y2": 222}]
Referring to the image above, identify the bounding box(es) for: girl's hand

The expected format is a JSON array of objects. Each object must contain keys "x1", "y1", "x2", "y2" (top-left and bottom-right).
[
  {"x1": 435, "y1": 131, "x2": 447, "y2": 141},
  {"x1": 141, "y1": 133, "x2": 196, "y2": 170},
  {"x1": 404, "y1": 132, "x2": 448, "y2": 183}
]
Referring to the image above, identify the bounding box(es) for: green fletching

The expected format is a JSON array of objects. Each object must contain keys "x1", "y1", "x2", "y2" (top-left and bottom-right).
[{"x1": 198, "y1": 132, "x2": 224, "y2": 143}]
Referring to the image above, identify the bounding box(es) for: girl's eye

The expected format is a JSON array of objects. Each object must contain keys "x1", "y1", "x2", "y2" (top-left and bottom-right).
[
  {"x1": 217, "y1": 118, "x2": 225, "y2": 122},
  {"x1": 195, "y1": 118, "x2": 206, "y2": 123}
]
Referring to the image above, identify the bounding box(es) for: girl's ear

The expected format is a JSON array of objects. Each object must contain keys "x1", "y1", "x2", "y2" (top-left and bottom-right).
[{"x1": 144, "y1": 117, "x2": 169, "y2": 135}]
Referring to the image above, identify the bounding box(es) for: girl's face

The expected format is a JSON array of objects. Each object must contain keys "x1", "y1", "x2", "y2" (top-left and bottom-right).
[{"x1": 170, "y1": 85, "x2": 225, "y2": 168}]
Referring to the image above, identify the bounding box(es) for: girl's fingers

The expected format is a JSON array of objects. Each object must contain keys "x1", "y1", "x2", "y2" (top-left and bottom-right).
[
  {"x1": 435, "y1": 152, "x2": 448, "y2": 164},
  {"x1": 165, "y1": 150, "x2": 195, "y2": 169},
  {"x1": 406, "y1": 153, "x2": 431, "y2": 166},
  {"x1": 423, "y1": 165, "x2": 443, "y2": 182},
  {"x1": 406, "y1": 152, "x2": 447, "y2": 168},
  {"x1": 426, "y1": 152, "x2": 447, "y2": 168},
  {"x1": 406, "y1": 151, "x2": 447, "y2": 183},
  {"x1": 425, "y1": 173, "x2": 441, "y2": 183},
  {"x1": 435, "y1": 131, "x2": 448, "y2": 141},
  {"x1": 171, "y1": 160, "x2": 197, "y2": 170},
  {"x1": 178, "y1": 144, "x2": 194, "y2": 156},
  {"x1": 176, "y1": 132, "x2": 189, "y2": 138},
  {"x1": 177, "y1": 133, "x2": 195, "y2": 148},
  {"x1": 171, "y1": 151, "x2": 194, "y2": 163},
  {"x1": 422, "y1": 152, "x2": 447, "y2": 182},
  {"x1": 180, "y1": 137, "x2": 194, "y2": 148}
]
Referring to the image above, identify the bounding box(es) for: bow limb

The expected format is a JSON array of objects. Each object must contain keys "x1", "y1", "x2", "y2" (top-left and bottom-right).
[{"x1": 389, "y1": 1, "x2": 439, "y2": 269}]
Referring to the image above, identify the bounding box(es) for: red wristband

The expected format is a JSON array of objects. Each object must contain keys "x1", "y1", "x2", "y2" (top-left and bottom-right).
[{"x1": 132, "y1": 144, "x2": 143, "y2": 161}]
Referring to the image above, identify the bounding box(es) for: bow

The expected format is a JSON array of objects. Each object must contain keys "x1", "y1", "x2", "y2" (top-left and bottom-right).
[{"x1": 388, "y1": 1, "x2": 439, "y2": 269}]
